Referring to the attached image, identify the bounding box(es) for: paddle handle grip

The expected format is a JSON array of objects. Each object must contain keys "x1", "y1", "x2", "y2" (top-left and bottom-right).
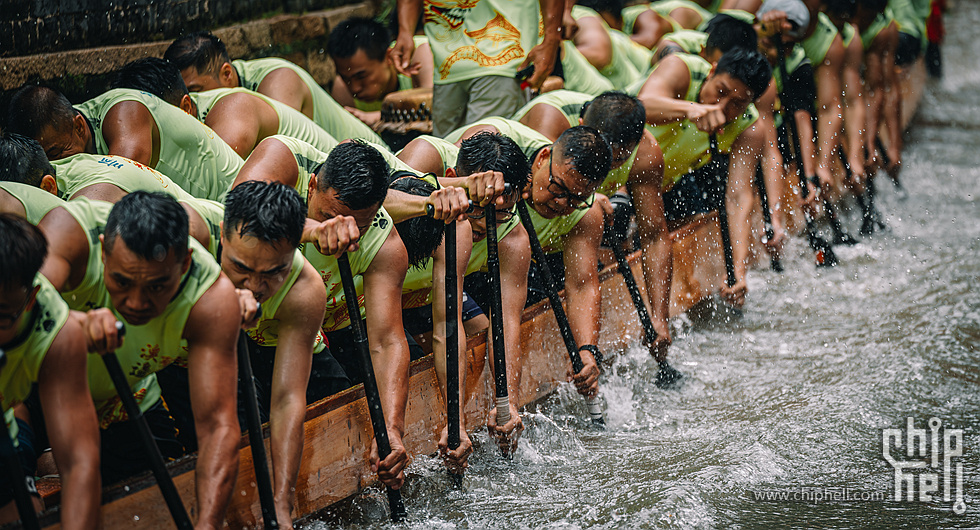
[{"x1": 495, "y1": 396, "x2": 511, "y2": 426}]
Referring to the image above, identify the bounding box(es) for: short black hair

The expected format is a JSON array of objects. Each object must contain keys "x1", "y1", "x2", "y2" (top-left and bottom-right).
[
  {"x1": 316, "y1": 141, "x2": 390, "y2": 210},
  {"x1": 554, "y1": 126, "x2": 612, "y2": 184},
  {"x1": 0, "y1": 214, "x2": 48, "y2": 291},
  {"x1": 328, "y1": 17, "x2": 391, "y2": 62},
  {"x1": 104, "y1": 191, "x2": 189, "y2": 261},
  {"x1": 389, "y1": 177, "x2": 444, "y2": 269},
  {"x1": 825, "y1": 0, "x2": 857, "y2": 18},
  {"x1": 0, "y1": 133, "x2": 55, "y2": 187},
  {"x1": 457, "y1": 132, "x2": 531, "y2": 193},
  {"x1": 113, "y1": 58, "x2": 189, "y2": 107},
  {"x1": 581, "y1": 92, "x2": 645, "y2": 152},
  {"x1": 5, "y1": 85, "x2": 77, "y2": 140},
  {"x1": 715, "y1": 47, "x2": 772, "y2": 100},
  {"x1": 224, "y1": 180, "x2": 305, "y2": 249},
  {"x1": 704, "y1": 14, "x2": 758, "y2": 54},
  {"x1": 164, "y1": 31, "x2": 231, "y2": 75}
]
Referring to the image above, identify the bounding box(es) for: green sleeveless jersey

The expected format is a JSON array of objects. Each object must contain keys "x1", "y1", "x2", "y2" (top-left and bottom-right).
[
  {"x1": 861, "y1": 11, "x2": 893, "y2": 50},
  {"x1": 401, "y1": 213, "x2": 520, "y2": 309},
  {"x1": 802, "y1": 13, "x2": 840, "y2": 67},
  {"x1": 245, "y1": 249, "x2": 327, "y2": 353},
  {"x1": 0, "y1": 182, "x2": 65, "y2": 224},
  {"x1": 232, "y1": 58, "x2": 384, "y2": 144},
  {"x1": 511, "y1": 89, "x2": 592, "y2": 128},
  {"x1": 611, "y1": 29, "x2": 654, "y2": 74},
  {"x1": 840, "y1": 21, "x2": 857, "y2": 48},
  {"x1": 646, "y1": 53, "x2": 759, "y2": 190},
  {"x1": 190, "y1": 87, "x2": 340, "y2": 154},
  {"x1": 444, "y1": 117, "x2": 551, "y2": 161},
  {"x1": 86, "y1": 237, "x2": 220, "y2": 427},
  {"x1": 423, "y1": 0, "x2": 541, "y2": 84},
  {"x1": 660, "y1": 29, "x2": 707, "y2": 55},
  {"x1": 302, "y1": 208, "x2": 396, "y2": 332},
  {"x1": 712, "y1": 9, "x2": 755, "y2": 25},
  {"x1": 889, "y1": 0, "x2": 925, "y2": 40},
  {"x1": 623, "y1": 5, "x2": 683, "y2": 35},
  {"x1": 651, "y1": 0, "x2": 712, "y2": 25},
  {"x1": 75, "y1": 89, "x2": 243, "y2": 202},
  {"x1": 523, "y1": 200, "x2": 590, "y2": 254},
  {"x1": 352, "y1": 36, "x2": 428, "y2": 112},
  {"x1": 0, "y1": 274, "x2": 69, "y2": 441},
  {"x1": 560, "y1": 41, "x2": 616, "y2": 96},
  {"x1": 597, "y1": 145, "x2": 641, "y2": 196},
  {"x1": 402, "y1": 135, "x2": 460, "y2": 178},
  {"x1": 254, "y1": 135, "x2": 330, "y2": 199},
  {"x1": 58, "y1": 198, "x2": 113, "y2": 311},
  {"x1": 51, "y1": 153, "x2": 194, "y2": 201},
  {"x1": 572, "y1": 6, "x2": 644, "y2": 88}
]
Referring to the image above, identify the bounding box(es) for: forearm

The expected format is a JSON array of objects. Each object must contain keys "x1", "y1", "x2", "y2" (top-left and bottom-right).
[
  {"x1": 397, "y1": 0, "x2": 422, "y2": 37},
  {"x1": 882, "y1": 59, "x2": 903, "y2": 150},
  {"x1": 641, "y1": 96, "x2": 699, "y2": 126},
  {"x1": 540, "y1": 0, "x2": 563, "y2": 42},
  {"x1": 372, "y1": 337, "x2": 410, "y2": 435},
  {"x1": 638, "y1": 228, "x2": 673, "y2": 327},
  {"x1": 843, "y1": 67, "x2": 867, "y2": 162},
  {"x1": 383, "y1": 189, "x2": 427, "y2": 223},
  {"x1": 794, "y1": 110, "x2": 818, "y2": 177},
  {"x1": 195, "y1": 420, "x2": 240, "y2": 527},
  {"x1": 864, "y1": 56, "x2": 886, "y2": 151},
  {"x1": 269, "y1": 390, "x2": 307, "y2": 513},
  {"x1": 58, "y1": 450, "x2": 101, "y2": 530},
  {"x1": 815, "y1": 70, "x2": 844, "y2": 172},
  {"x1": 563, "y1": 256, "x2": 601, "y2": 347}
]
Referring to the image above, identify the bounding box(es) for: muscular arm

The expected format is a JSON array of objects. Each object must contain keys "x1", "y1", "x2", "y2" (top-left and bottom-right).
[
  {"x1": 517, "y1": 104, "x2": 572, "y2": 142},
  {"x1": 330, "y1": 77, "x2": 357, "y2": 107},
  {"x1": 864, "y1": 25, "x2": 898, "y2": 162},
  {"x1": 632, "y1": 10, "x2": 670, "y2": 50},
  {"x1": 431, "y1": 221, "x2": 472, "y2": 423},
  {"x1": 396, "y1": 137, "x2": 449, "y2": 177},
  {"x1": 724, "y1": 124, "x2": 764, "y2": 306},
  {"x1": 40, "y1": 312, "x2": 100, "y2": 530},
  {"x1": 232, "y1": 138, "x2": 301, "y2": 190},
  {"x1": 562, "y1": 206, "x2": 604, "y2": 348},
  {"x1": 572, "y1": 14, "x2": 614, "y2": 72},
  {"x1": 205, "y1": 94, "x2": 278, "y2": 159},
  {"x1": 637, "y1": 56, "x2": 697, "y2": 125},
  {"x1": 813, "y1": 38, "x2": 846, "y2": 187},
  {"x1": 492, "y1": 224, "x2": 531, "y2": 398},
  {"x1": 756, "y1": 83, "x2": 787, "y2": 240},
  {"x1": 38, "y1": 207, "x2": 89, "y2": 292},
  {"x1": 256, "y1": 68, "x2": 315, "y2": 121},
  {"x1": 842, "y1": 28, "x2": 868, "y2": 178},
  {"x1": 101, "y1": 101, "x2": 161, "y2": 167},
  {"x1": 627, "y1": 136, "x2": 673, "y2": 358},
  {"x1": 183, "y1": 274, "x2": 242, "y2": 528},
  {"x1": 268, "y1": 262, "x2": 324, "y2": 524},
  {"x1": 362, "y1": 230, "x2": 411, "y2": 486}
]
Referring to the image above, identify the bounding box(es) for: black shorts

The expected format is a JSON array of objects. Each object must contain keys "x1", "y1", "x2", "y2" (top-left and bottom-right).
[
  {"x1": 402, "y1": 291, "x2": 486, "y2": 336},
  {"x1": 662, "y1": 153, "x2": 731, "y2": 223},
  {"x1": 0, "y1": 419, "x2": 40, "y2": 508},
  {"x1": 323, "y1": 326, "x2": 425, "y2": 386},
  {"x1": 895, "y1": 31, "x2": 923, "y2": 66}
]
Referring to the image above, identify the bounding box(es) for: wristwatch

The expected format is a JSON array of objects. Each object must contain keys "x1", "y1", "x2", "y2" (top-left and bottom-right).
[{"x1": 579, "y1": 344, "x2": 603, "y2": 366}]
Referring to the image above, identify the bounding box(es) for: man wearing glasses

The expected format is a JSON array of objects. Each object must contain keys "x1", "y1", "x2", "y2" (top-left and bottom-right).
[{"x1": 443, "y1": 119, "x2": 614, "y2": 406}]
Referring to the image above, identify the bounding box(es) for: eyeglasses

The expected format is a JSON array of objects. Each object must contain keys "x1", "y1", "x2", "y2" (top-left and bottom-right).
[
  {"x1": 546, "y1": 152, "x2": 594, "y2": 210},
  {"x1": 466, "y1": 204, "x2": 515, "y2": 222}
]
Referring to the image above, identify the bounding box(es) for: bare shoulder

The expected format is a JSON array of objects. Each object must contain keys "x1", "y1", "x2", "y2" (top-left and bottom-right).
[
  {"x1": 280, "y1": 259, "x2": 327, "y2": 321},
  {"x1": 185, "y1": 272, "x2": 240, "y2": 342}
]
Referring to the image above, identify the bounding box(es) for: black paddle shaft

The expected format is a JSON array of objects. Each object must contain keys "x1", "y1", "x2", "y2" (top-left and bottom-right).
[
  {"x1": 754, "y1": 167, "x2": 784, "y2": 272},
  {"x1": 515, "y1": 201, "x2": 604, "y2": 425},
  {"x1": 0, "y1": 349, "x2": 41, "y2": 530},
  {"x1": 237, "y1": 307, "x2": 279, "y2": 529},
  {"x1": 101, "y1": 323, "x2": 193, "y2": 529},
  {"x1": 708, "y1": 134, "x2": 738, "y2": 287},
  {"x1": 484, "y1": 202, "x2": 512, "y2": 427},
  {"x1": 443, "y1": 221, "x2": 463, "y2": 487},
  {"x1": 776, "y1": 41, "x2": 839, "y2": 267},
  {"x1": 336, "y1": 254, "x2": 406, "y2": 521}
]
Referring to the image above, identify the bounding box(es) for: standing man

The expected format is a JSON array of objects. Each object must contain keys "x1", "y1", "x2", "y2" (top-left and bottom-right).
[{"x1": 391, "y1": 0, "x2": 563, "y2": 136}]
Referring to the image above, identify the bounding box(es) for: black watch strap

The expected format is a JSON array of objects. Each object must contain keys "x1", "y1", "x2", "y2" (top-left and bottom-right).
[{"x1": 579, "y1": 344, "x2": 603, "y2": 366}]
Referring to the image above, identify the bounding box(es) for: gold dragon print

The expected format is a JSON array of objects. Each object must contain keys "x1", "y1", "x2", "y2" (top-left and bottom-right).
[{"x1": 425, "y1": 0, "x2": 525, "y2": 80}]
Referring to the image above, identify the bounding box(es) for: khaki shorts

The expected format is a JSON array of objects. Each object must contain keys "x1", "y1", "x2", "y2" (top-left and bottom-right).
[{"x1": 433, "y1": 75, "x2": 527, "y2": 137}]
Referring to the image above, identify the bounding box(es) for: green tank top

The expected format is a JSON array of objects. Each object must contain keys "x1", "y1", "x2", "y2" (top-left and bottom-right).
[
  {"x1": 423, "y1": 0, "x2": 541, "y2": 84},
  {"x1": 444, "y1": 117, "x2": 552, "y2": 161},
  {"x1": 403, "y1": 135, "x2": 460, "y2": 178},
  {"x1": 75, "y1": 89, "x2": 244, "y2": 202},
  {"x1": 597, "y1": 144, "x2": 641, "y2": 196},
  {"x1": 246, "y1": 249, "x2": 327, "y2": 353},
  {"x1": 232, "y1": 58, "x2": 384, "y2": 144},
  {"x1": 86, "y1": 237, "x2": 220, "y2": 427},
  {"x1": 51, "y1": 153, "x2": 195, "y2": 201},
  {"x1": 889, "y1": 0, "x2": 925, "y2": 40},
  {"x1": 713, "y1": 9, "x2": 755, "y2": 25},
  {"x1": 861, "y1": 11, "x2": 893, "y2": 50},
  {"x1": 524, "y1": 200, "x2": 590, "y2": 254},
  {"x1": 572, "y1": 6, "x2": 644, "y2": 88},
  {"x1": 58, "y1": 198, "x2": 113, "y2": 311},
  {"x1": 651, "y1": 0, "x2": 712, "y2": 25},
  {"x1": 511, "y1": 89, "x2": 592, "y2": 128},
  {"x1": 611, "y1": 29, "x2": 654, "y2": 74},
  {"x1": 0, "y1": 182, "x2": 65, "y2": 224},
  {"x1": 0, "y1": 274, "x2": 69, "y2": 441},
  {"x1": 191, "y1": 87, "x2": 340, "y2": 154},
  {"x1": 840, "y1": 21, "x2": 857, "y2": 48},
  {"x1": 559, "y1": 41, "x2": 616, "y2": 96},
  {"x1": 646, "y1": 53, "x2": 760, "y2": 190},
  {"x1": 802, "y1": 13, "x2": 840, "y2": 67},
  {"x1": 352, "y1": 36, "x2": 428, "y2": 112},
  {"x1": 256, "y1": 135, "x2": 330, "y2": 200},
  {"x1": 660, "y1": 29, "x2": 707, "y2": 55},
  {"x1": 302, "y1": 208, "x2": 396, "y2": 332}
]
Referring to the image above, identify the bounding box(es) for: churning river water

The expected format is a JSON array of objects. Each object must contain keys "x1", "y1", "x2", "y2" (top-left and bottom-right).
[{"x1": 303, "y1": 2, "x2": 980, "y2": 528}]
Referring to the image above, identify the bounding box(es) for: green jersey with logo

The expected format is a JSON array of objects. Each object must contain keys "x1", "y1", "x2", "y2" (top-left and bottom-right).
[
  {"x1": 51, "y1": 153, "x2": 194, "y2": 201},
  {"x1": 511, "y1": 89, "x2": 592, "y2": 129},
  {"x1": 75, "y1": 89, "x2": 244, "y2": 201}
]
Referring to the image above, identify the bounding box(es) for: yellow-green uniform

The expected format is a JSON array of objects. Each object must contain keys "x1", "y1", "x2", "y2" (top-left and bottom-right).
[
  {"x1": 444, "y1": 117, "x2": 552, "y2": 161},
  {"x1": 50, "y1": 153, "x2": 225, "y2": 256},
  {"x1": 572, "y1": 6, "x2": 644, "y2": 88},
  {"x1": 243, "y1": 249, "x2": 327, "y2": 353},
  {"x1": 522, "y1": 201, "x2": 590, "y2": 255},
  {"x1": 511, "y1": 89, "x2": 593, "y2": 129},
  {"x1": 623, "y1": 4, "x2": 683, "y2": 34},
  {"x1": 0, "y1": 275, "x2": 69, "y2": 441},
  {"x1": 0, "y1": 182, "x2": 65, "y2": 224},
  {"x1": 890, "y1": 0, "x2": 926, "y2": 48},
  {"x1": 190, "y1": 87, "x2": 340, "y2": 154},
  {"x1": 423, "y1": 0, "x2": 540, "y2": 84},
  {"x1": 861, "y1": 11, "x2": 895, "y2": 50},
  {"x1": 801, "y1": 12, "x2": 840, "y2": 67},
  {"x1": 398, "y1": 135, "x2": 459, "y2": 178},
  {"x1": 560, "y1": 41, "x2": 616, "y2": 96},
  {"x1": 632, "y1": 53, "x2": 759, "y2": 191},
  {"x1": 610, "y1": 28, "x2": 655, "y2": 75},
  {"x1": 232, "y1": 58, "x2": 384, "y2": 144},
  {"x1": 74, "y1": 88, "x2": 244, "y2": 202},
  {"x1": 85, "y1": 237, "x2": 220, "y2": 429},
  {"x1": 650, "y1": 0, "x2": 712, "y2": 26},
  {"x1": 659, "y1": 29, "x2": 708, "y2": 55},
  {"x1": 352, "y1": 35, "x2": 429, "y2": 112}
]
